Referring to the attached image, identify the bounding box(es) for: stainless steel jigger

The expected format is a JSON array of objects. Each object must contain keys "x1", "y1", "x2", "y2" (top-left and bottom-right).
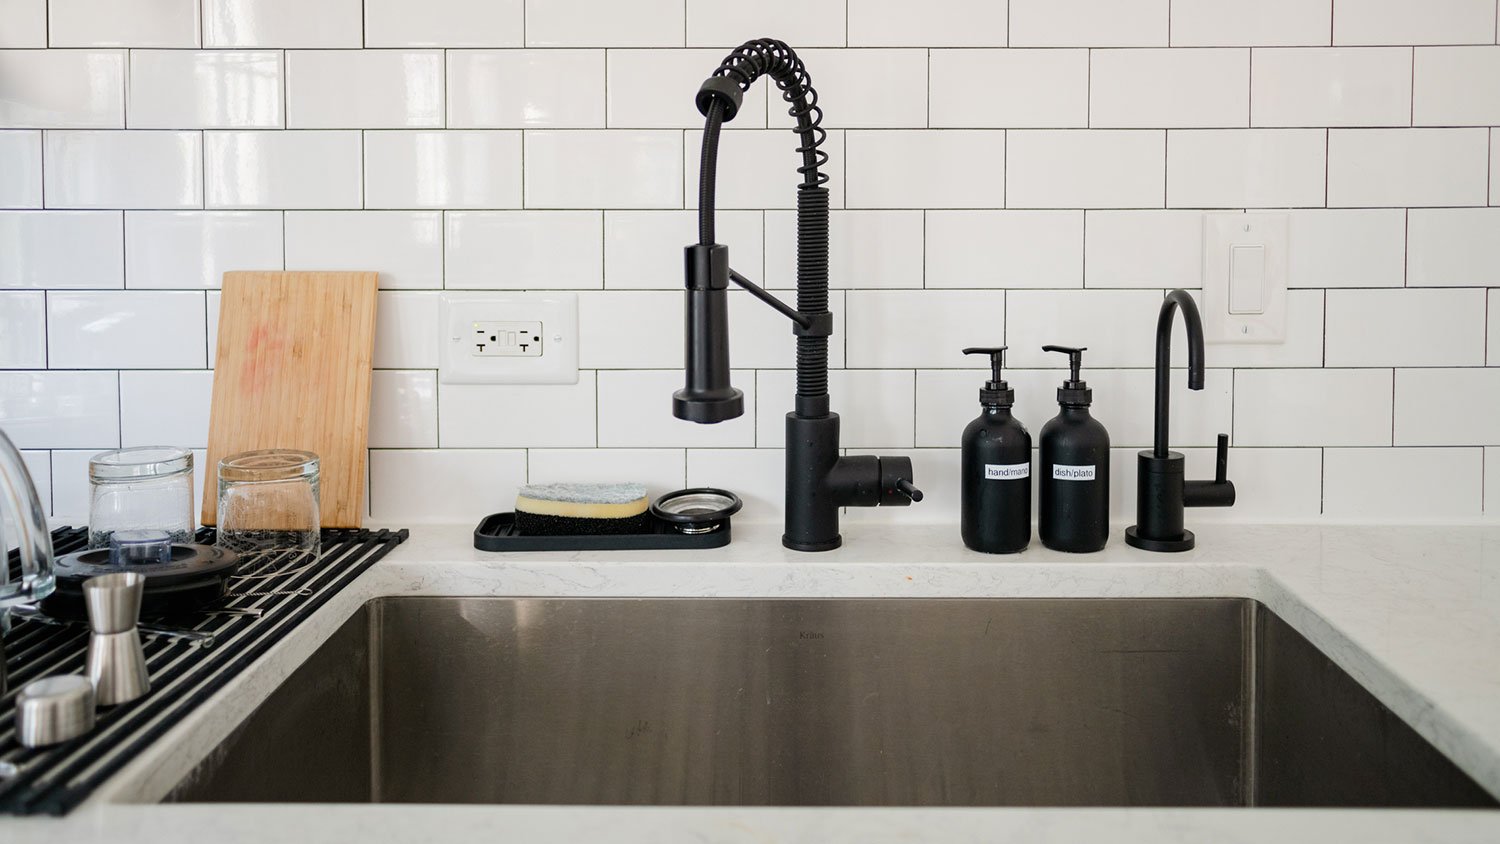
[{"x1": 83, "y1": 572, "x2": 150, "y2": 706}]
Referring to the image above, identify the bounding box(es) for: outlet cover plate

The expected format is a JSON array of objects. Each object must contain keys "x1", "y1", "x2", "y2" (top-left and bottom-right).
[
  {"x1": 440, "y1": 293, "x2": 578, "y2": 384},
  {"x1": 1202, "y1": 212, "x2": 1288, "y2": 344}
]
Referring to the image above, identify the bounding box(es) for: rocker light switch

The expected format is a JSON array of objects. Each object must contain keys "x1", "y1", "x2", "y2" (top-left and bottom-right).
[
  {"x1": 1228, "y1": 245, "x2": 1266, "y2": 314},
  {"x1": 1202, "y1": 212, "x2": 1287, "y2": 344}
]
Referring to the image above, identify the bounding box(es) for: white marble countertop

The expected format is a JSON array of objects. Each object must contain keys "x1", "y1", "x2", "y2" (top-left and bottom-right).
[{"x1": 8, "y1": 521, "x2": 1500, "y2": 842}]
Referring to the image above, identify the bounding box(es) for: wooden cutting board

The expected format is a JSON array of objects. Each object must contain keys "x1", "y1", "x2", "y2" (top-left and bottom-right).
[{"x1": 201, "y1": 271, "x2": 379, "y2": 528}]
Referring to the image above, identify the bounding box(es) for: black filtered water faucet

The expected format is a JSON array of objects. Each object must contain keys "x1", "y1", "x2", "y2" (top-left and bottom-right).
[{"x1": 673, "y1": 39, "x2": 921, "y2": 552}]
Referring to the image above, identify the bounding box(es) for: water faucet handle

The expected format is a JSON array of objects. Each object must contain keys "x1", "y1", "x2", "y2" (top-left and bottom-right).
[
  {"x1": 1214, "y1": 433, "x2": 1229, "y2": 484},
  {"x1": 895, "y1": 479, "x2": 924, "y2": 503}
]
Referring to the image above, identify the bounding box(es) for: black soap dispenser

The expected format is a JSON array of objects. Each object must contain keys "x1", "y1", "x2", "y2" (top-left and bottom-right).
[
  {"x1": 960, "y1": 346, "x2": 1031, "y2": 554},
  {"x1": 1038, "y1": 345, "x2": 1110, "y2": 553}
]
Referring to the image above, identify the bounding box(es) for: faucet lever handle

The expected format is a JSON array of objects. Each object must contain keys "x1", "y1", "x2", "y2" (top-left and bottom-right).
[
  {"x1": 895, "y1": 478, "x2": 924, "y2": 503},
  {"x1": 1214, "y1": 433, "x2": 1229, "y2": 484}
]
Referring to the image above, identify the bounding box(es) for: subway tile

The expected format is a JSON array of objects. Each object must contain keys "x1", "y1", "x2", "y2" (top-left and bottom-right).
[
  {"x1": 21, "y1": 449, "x2": 50, "y2": 516},
  {"x1": 285, "y1": 211, "x2": 440, "y2": 290},
  {"x1": 1007, "y1": 130, "x2": 1165, "y2": 209},
  {"x1": 439, "y1": 373, "x2": 597, "y2": 447},
  {"x1": 728, "y1": 288, "x2": 846, "y2": 369},
  {"x1": 126, "y1": 211, "x2": 282, "y2": 289},
  {"x1": 1004, "y1": 289, "x2": 1166, "y2": 367},
  {"x1": 1091, "y1": 49, "x2": 1249, "y2": 128},
  {"x1": 1407, "y1": 209, "x2": 1500, "y2": 287},
  {"x1": 607, "y1": 50, "x2": 768, "y2": 128},
  {"x1": 445, "y1": 211, "x2": 601, "y2": 290},
  {"x1": 686, "y1": 448, "x2": 784, "y2": 523},
  {"x1": 448, "y1": 50, "x2": 604, "y2": 128},
  {"x1": 845, "y1": 290, "x2": 1004, "y2": 368},
  {"x1": 1395, "y1": 369, "x2": 1500, "y2": 445},
  {"x1": 845, "y1": 131, "x2": 1003, "y2": 209},
  {"x1": 597, "y1": 369, "x2": 756, "y2": 448},
  {"x1": 925, "y1": 210, "x2": 1083, "y2": 288},
  {"x1": 1333, "y1": 0, "x2": 1496, "y2": 46},
  {"x1": 373, "y1": 290, "x2": 439, "y2": 369},
  {"x1": 842, "y1": 448, "x2": 961, "y2": 525},
  {"x1": 368, "y1": 370, "x2": 438, "y2": 449},
  {"x1": 129, "y1": 51, "x2": 283, "y2": 129},
  {"x1": 525, "y1": 0, "x2": 683, "y2": 47},
  {"x1": 50, "y1": 449, "x2": 94, "y2": 518},
  {"x1": 44, "y1": 130, "x2": 201, "y2": 208},
  {"x1": 528, "y1": 448, "x2": 686, "y2": 499},
  {"x1": 929, "y1": 49, "x2": 1087, "y2": 128},
  {"x1": 1286, "y1": 209, "x2": 1405, "y2": 288},
  {"x1": 1009, "y1": 0, "x2": 1168, "y2": 47},
  {"x1": 1414, "y1": 47, "x2": 1500, "y2": 126},
  {"x1": 768, "y1": 49, "x2": 927, "y2": 129},
  {"x1": 0, "y1": 211, "x2": 123, "y2": 288},
  {"x1": 1234, "y1": 369, "x2": 1393, "y2": 446},
  {"x1": 1188, "y1": 288, "x2": 1325, "y2": 368},
  {"x1": 1323, "y1": 447, "x2": 1482, "y2": 520},
  {"x1": 0, "y1": 371, "x2": 119, "y2": 449},
  {"x1": 604, "y1": 210, "x2": 762, "y2": 289},
  {"x1": 1167, "y1": 129, "x2": 1325, "y2": 208},
  {"x1": 1326, "y1": 288, "x2": 1486, "y2": 367},
  {"x1": 1083, "y1": 210, "x2": 1202, "y2": 289},
  {"x1": 757, "y1": 369, "x2": 915, "y2": 448},
  {"x1": 0, "y1": 130, "x2": 41, "y2": 207},
  {"x1": 369, "y1": 448, "x2": 527, "y2": 523},
  {"x1": 365, "y1": 0, "x2": 523, "y2": 47},
  {"x1": 205, "y1": 130, "x2": 361, "y2": 209},
  {"x1": 686, "y1": 0, "x2": 847, "y2": 48},
  {"x1": 0, "y1": 0, "x2": 46, "y2": 47},
  {"x1": 0, "y1": 290, "x2": 45, "y2": 367},
  {"x1": 364, "y1": 130, "x2": 520, "y2": 209},
  {"x1": 203, "y1": 0, "x2": 361, "y2": 48},
  {"x1": 0, "y1": 50, "x2": 123, "y2": 128},
  {"x1": 286, "y1": 51, "x2": 443, "y2": 129},
  {"x1": 1490, "y1": 447, "x2": 1500, "y2": 516},
  {"x1": 578, "y1": 291, "x2": 680, "y2": 368},
  {"x1": 848, "y1": 0, "x2": 1007, "y2": 47},
  {"x1": 764, "y1": 209, "x2": 920, "y2": 289},
  {"x1": 527, "y1": 130, "x2": 681, "y2": 209},
  {"x1": 1327, "y1": 128, "x2": 1490, "y2": 207},
  {"x1": 49, "y1": 290, "x2": 205, "y2": 369},
  {"x1": 687, "y1": 129, "x2": 845, "y2": 209},
  {"x1": 1491, "y1": 290, "x2": 1499, "y2": 366},
  {"x1": 49, "y1": 0, "x2": 199, "y2": 47},
  {"x1": 1492, "y1": 132, "x2": 1498, "y2": 206},
  {"x1": 1170, "y1": 0, "x2": 1331, "y2": 46},
  {"x1": 119, "y1": 370, "x2": 211, "y2": 447},
  {"x1": 206, "y1": 290, "x2": 219, "y2": 365},
  {"x1": 1251, "y1": 48, "x2": 1412, "y2": 127}
]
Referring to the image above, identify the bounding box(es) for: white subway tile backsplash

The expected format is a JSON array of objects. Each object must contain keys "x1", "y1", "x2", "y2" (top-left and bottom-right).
[
  {"x1": 20, "y1": 449, "x2": 50, "y2": 515},
  {"x1": 1333, "y1": 0, "x2": 1497, "y2": 46},
  {"x1": 926, "y1": 210, "x2": 1082, "y2": 288},
  {"x1": 205, "y1": 130, "x2": 361, "y2": 209},
  {"x1": 1007, "y1": 130, "x2": 1165, "y2": 209},
  {"x1": 439, "y1": 374, "x2": 597, "y2": 447},
  {"x1": 128, "y1": 51, "x2": 283, "y2": 130},
  {"x1": 126, "y1": 211, "x2": 282, "y2": 291},
  {"x1": 1170, "y1": 0, "x2": 1331, "y2": 47},
  {"x1": 365, "y1": 130, "x2": 520, "y2": 209},
  {"x1": 446, "y1": 211, "x2": 602, "y2": 289},
  {"x1": 847, "y1": 0, "x2": 1007, "y2": 47},
  {"x1": 1091, "y1": 49, "x2": 1249, "y2": 129},
  {"x1": 756, "y1": 369, "x2": 915, "y2": 448},
  {"x1": 373, "y1": 290, "x2": 440, "y2": 369},
  {"x1": 1327, "y1": 128, "x2": 1490, "y2": 207},
  {"x1": 1491, "y1": 290, "x2": 1500, "y2": 366},
  {"x1": 44, "y1": 131, "x2": 201, "y2": 209},
  {"x1": 1407, "y1": 209, "x2": 1500, "y2": 287},
  {"x1": 845, "y1": 131, "x2": 1003, "y2": 209},
  {"x1": 1326, "y1": 288, "x2": 1486, "y2": 367},
  {"x1": 1004, "y1": 289, "x2": 1166, "y2": 367},
  {"x1": 687, "y1": 129, "x2": 845, "y2": 209},
  {"x1": 448, "y1": 50, "x2": 604, "y2": 129},
  {"x1": 607, "y1": 50, "x2": 768, "y2": 128},
  {"x1": 528, "y1": 448, "x2": 686, "y2": 498},
  {"x1": 1167, "y1": 129, "x2": 1326, "y2": 208},
  {"x1": 1010, "y1": 0, "x2": 1167, "y2": 47},
  {"x1": 48, "y1": 0, "x2": 198, "y2": 47},
  {"x1": 929, "y1": 49, "x2": 1088, "y2": 129},
  {"x1": 685, "y1": 0, "x2": 847, "y2": 49},
  {"x1": 1287, "y1": 209, "x2": 1406, "y2": 288},
  {"x1": 368, "y1": 448, "x2": 526, "y2": 522},
  {"x1": 0, "y1": 0, "x2": 46, "y2": 47},
  {"x1": 1083, "y1": 210, "x2": 1202, "y2": 289},
  {"x1": 764, "y1": 209, "x2": 920, "y2": 289},
  {"x1": 1492, "y1": 132, "x2": 1498, "y2": 206},
  {"x1": 118, "y1": 370, "x2": 211, "y2": 447},
  {"x1": 604, "y1": 210, "x2": 762, "y2": 289},
  {"x1": 0, "y1": 211, "x2": 123, "y2": 288},
  {"x1": 1414, "y1": 47, "x2": 1500, "y2": 126},
  {"x1": 49, "y1": 449, "x2": 94, "y2": 518},
  {"x1": 1180, "y1": 448, "x2": 1323, "y2": 523},
  {"x1": 368, "y1": 370, "x2": 438, "y2": 448},
  {"x1": 1251, "y1": 48, "x2": 1412, "y2": 128},
  {"x1": 578, "y1": 291, "x2": 681, "y2": 368},
  {"x1": 49, "y1": 290, "x2": 205, "y2": 369},
  {"x1": 1235, "y1": 369, "x2": 1393, "y2": 446},
  {"x1": 287, "y1": 51, "x2": 444, "y2": 129},
  {"x1": 525, "y1": 0, "x2": 683, "y2": 47},
  {"x1": 1323, "y1": 447, "x2": 1482, "y2": 520},
  {"x1": 0, "y1": 50, "x2": 124, "y2": 128},
  {"x1": 0, "y1": 371, "x2": 119, "y2": 449},
  {"x1": 0, "y1": 290, "x2": 45, "y2": 367},
  {"x1": 203, "y1": 0, "x2": 361, "y2": 48},
  {"x1": 686, "y1": 448, "x2": 784, "y2": 522},
  {"x1": 0, "y1": 130, "x2": 41, "y2": 207},
  {"x1": 1191, "y1": 288, "x2": 1325, "y2": 368},
  {"x1": 845, "y1": 290, "x2": 1004, "y2": 368},
  {"x1": 365, "y1": 0, "x2": 522, "y2": 48},
  {"x1": 285, "y1": 211, "x2": 441, "y2": 290},
  {"x1": 597, "y1": 369, "x2": 756, "y2": 447},
  {"x1": 770, "y1": 49, "x2": 927, "y2": 129},
  {"x1": 527, "y1": 130, "x2": 681, "y2": 209},
  {"x1": 1395, "y1": 369, "x2": 1500, "y2": 446}
]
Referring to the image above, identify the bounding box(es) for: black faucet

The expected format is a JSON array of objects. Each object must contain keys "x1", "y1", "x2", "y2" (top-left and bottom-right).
[
  {"x1": 672, "y1": 39, "x2": 921, "y2": 552},
  {"x1": 1124, "y1": 289, "x2": 1235, "y2": 552}
]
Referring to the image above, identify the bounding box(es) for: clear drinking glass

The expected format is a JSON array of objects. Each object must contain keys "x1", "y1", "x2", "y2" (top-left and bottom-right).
[
  {"x1": 216, "y1": 449, "x2": 320, "y2": 573},
  {"x1": 88, "y1": 447, "x2": 195, "y2": 550}
]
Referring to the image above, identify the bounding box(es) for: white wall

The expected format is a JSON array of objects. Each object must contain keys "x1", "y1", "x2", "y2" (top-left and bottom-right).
[{"x1": 1, "y1": 0, "x2": 1498, "y2": 525}]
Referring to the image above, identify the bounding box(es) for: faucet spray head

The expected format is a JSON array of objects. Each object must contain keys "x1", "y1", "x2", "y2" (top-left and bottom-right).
[{"x1": 673, "y1": 243, "x2": 744, "y2": 424}]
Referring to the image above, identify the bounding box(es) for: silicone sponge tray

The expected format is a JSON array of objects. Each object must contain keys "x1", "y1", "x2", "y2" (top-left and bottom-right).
[{"x1": 473, "y1": 487, "x2": 739, "y2": 552}]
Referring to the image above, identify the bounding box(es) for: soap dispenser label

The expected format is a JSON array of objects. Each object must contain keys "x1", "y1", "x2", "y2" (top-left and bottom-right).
[
  {"x1": 1052, "y1": 464, "x2": 1097, "y2": 481},
  {"x1": 984, "y1": 462, "x2": 1030, "y2": 481}
]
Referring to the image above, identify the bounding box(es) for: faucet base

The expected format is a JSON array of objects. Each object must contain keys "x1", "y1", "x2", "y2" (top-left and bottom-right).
[
  {"x1": 782, "y1": 534, "x2": 842, "y2": 552},
  {"x1": 1124, "y1": 525, "x2": 1195, "y2": 553}
]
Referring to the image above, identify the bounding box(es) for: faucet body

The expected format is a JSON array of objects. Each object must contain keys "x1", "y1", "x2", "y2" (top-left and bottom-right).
[{"x1": 1125, "y1": 290, "x2": 1235, "y2": 552}]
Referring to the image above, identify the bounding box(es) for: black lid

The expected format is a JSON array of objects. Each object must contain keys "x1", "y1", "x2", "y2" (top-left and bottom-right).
[
  {"x1": 1042, "y1": 345, "x2": 1092, "y2": 406},
  {"x1": 963, "y1": 346, "x2": 1014, "y2": 408}
]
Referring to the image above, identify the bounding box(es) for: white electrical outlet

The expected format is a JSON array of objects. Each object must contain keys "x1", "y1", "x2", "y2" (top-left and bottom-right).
[{"x1": 440, "y1": 293, "x2": 578, "y2": 384}]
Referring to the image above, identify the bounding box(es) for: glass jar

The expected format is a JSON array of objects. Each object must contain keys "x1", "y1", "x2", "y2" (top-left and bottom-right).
[
  {"x1": 216, "y1": 449, "x2": 320, "y2": 569},
  {"x1": 88, "y1": 447, "x2": 195, "y2": 550}
]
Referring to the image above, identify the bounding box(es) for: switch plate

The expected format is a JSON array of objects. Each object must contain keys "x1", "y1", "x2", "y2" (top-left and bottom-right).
[
  {"x1": 1202, "y1": 212, "x2": 1288, "y2": 344},
  {"x1": 440, "y1": 293, "x2": 578, "y2": 384}
]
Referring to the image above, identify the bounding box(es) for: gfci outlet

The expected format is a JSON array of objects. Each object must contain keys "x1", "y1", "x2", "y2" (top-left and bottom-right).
[{"x1": 440, "y1": 293, "x2": 578, "y2": 384}]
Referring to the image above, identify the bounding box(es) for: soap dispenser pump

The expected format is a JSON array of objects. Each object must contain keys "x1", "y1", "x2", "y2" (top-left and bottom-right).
[
  {"x1": 1038, "y1": 345, "x2": 1110, "y2": 553},
  {"x1": 960, "y1": 346, "x2": 1031, "y2": 554}
]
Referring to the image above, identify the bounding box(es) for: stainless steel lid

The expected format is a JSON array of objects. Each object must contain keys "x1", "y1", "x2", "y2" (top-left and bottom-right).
[
  {"x1": 16, "y1": 675, "x2": 95, "y2": 748},
  {"x1": 649, "y1": 488, "x2": 743, "y2": 534}
]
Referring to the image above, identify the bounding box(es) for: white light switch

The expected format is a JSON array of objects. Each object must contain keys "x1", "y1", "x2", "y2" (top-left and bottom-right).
[
  {"x1": 1228, "y1": 245, "x2": 1265, "y2": 314},
  {"x1": 1202, "y1": 212, "x2": 1288, "y2": 344}
]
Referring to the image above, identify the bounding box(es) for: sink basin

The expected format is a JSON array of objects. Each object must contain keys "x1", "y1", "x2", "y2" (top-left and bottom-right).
[{"x1": 166, "y1": 597, "x2": 1497, "y2": 808}]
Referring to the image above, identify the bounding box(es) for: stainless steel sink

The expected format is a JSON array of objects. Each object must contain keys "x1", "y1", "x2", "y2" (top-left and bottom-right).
[{"x1": 166, "y1": 597, "x2": 1498, "y2": 808}]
